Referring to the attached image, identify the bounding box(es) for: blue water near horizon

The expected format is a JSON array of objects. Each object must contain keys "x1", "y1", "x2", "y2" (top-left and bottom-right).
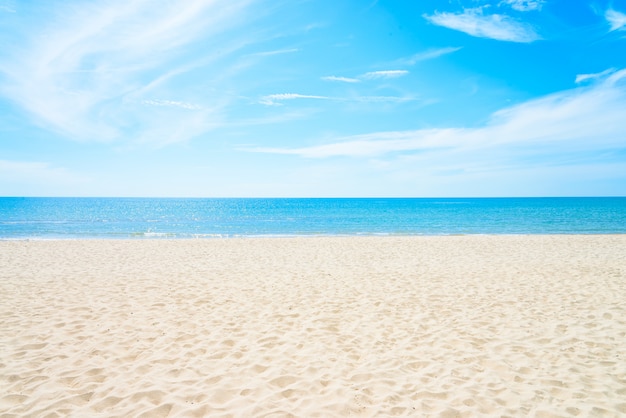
[{"x1": 1, "y1": 197, "x2": 625, "y2": 239}]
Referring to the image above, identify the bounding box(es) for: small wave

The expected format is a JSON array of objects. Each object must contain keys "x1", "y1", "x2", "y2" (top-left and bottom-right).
[
  {"x1": 190, "y1": 234, "x2": 226, "y2": 238},
  {"x1": 130, "y1": 232, "x2": 177, "y2": 238}
]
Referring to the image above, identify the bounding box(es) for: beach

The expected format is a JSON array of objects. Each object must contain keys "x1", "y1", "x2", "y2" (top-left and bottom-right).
[{"x1": 1, "y1": 235, "x2": 625, "y2": 417}]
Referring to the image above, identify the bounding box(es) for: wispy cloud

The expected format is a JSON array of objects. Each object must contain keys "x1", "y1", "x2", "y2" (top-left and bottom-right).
[
  {"x1": 258, "y1": 92, "x2": 416, "y2": 106},
  {"x1": 424, "y1": 8, "x2": 541, "y2": 42},
  {"x1": 142, "y1": 99, "x2": 204, "y2": 110},
  {"x1": 246, "y1": 69, "x2": 626, "y2": 160},
  {"x1": 323, "y1": 49, "x2": 459, "y2": 85},
  {"x1": 0, "y1": 0, "x2": 257, "y2": 145},
  {"x1": 322, "y1": 70, "x2": 409, "y2": 83},
  {"x1": 500, "y1": 0, "x2": 545, "y2": 12},
  {"x1": 259, "y1": 93, "x2": 330, "y2": 106},
  {"x1": 396, "y1": 47, "x2": 462, "y2": 66},
  {"x1": 575, "y1": 68, "x2": 616, "y2": 84},
  {"x1": 361, "y1": 70, "x2": 409, "y2": 79},
  {"x1": 606, "y1": 8, "x2": 626, "y2": 31},
  {"x1": 321, "y1": 75, "x2": 361, "y2": 83},
  {"x1": 247, "y1": 48, "x2": 299, "y2": 57}
]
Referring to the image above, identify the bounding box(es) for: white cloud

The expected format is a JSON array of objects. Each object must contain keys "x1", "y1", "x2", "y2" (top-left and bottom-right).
[
  {"x1": 323, "y1": 70, "x2": 411, "y2": 83},
  {"x1": 245, "y1": 129, "x2": 460, "y2": 158},
  {"x1": 606, "y1": 8, "x2": 626, "y2": 31},
  {"x1": 398, "y1": 47, "x2": 462, "y2": 65},
  {"x1": 142, "y1": 99, "x2": 204, "y2": 110},
  {"x1": 424, "y1": 8, "x2": 540, "y2": 42},
  {"x1": 0, "y1": 0, "x2": 256, "y2": 145},
  {"x1": 322, "y1": 48, "x2": 459, "y2": 84},
  {"x1": 501, "y1": 0, "x2": 545, "y2": 12},
  {"x1": 248, "y1": 48, "x2": 299, "y2": 57},
  {"x1": 361, "y1": 70, "x2": 409, "y2": 79},
  {"x1": 246, "y1": 69, "x2": 626, "y2": 160},
  {"x1": 321, "y1": 75, "x2": 361, "y2": 83},
  {"x1": 264, "y1": 93, "x2": 329, "y2": 100},
  {"x1": 575, "y1": 68, "x2": 616, "y2": 84},
  {"x1": 258, "y1": 92, "x2": 415, "y2": 106},
  {"x1": 259, "y1": 93, "x2": 330, "y2": 106}
]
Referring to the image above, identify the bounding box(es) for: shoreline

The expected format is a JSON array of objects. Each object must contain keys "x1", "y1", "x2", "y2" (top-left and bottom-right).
[
  {"x1": 2, "y1": 235, "x2": 625, "y2": 416},
  {"x1": 2, "y1": 231, "x2": 626, "y2": 241}
]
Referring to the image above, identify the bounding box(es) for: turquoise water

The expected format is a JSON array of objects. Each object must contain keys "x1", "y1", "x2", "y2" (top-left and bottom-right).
[{"x1": 0, "y1": 197, "x2": 625, "y2": 239}]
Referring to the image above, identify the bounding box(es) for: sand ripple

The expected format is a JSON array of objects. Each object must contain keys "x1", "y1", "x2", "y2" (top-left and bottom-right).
[{"x1": 1, "y1": 236, "x2": 625, "y2": 417}]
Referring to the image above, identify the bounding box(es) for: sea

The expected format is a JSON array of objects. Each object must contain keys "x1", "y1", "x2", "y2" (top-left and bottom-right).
[{"x1": 0, "y1": 197, "x2": 625, "y2": 239}]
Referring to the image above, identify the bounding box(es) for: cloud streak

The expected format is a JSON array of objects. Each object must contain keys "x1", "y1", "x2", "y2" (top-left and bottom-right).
[
  {"x1": 322, "y1": 47, "x2": 460, "y2": 85},
  {"x1": 397, "y1": 47, "x2": 462, "y2": 65},
  {"x1": 361, "y1": 70, "x2": 409, "y2": 79},
  {"x1": 248, "y1": 48, "x2": 299, "y2": 57},
  {"x1": 321, "y1": 75, "x2": 361, "y2": 83},
  {"x1": 259, "y1": 93, "x2": 330, "y2": 106},
  {"x1": 575, "y1": 68, "x2": 616, "y2": 84},
  {"x1": 606, "y1": 8, "x2": 626, "y2": 31},
  {"x1": 246, "y1": 69, "x2": 626, "y2": 161},
  {"x1": 258, "y1": 92, "x2": 416, "y2": 106},
  {"x1": 0, "y1": 0, "x2": 256, "y2": 145},
  {"x1": 322, "y1": 70, "x2": 409, "y2": 83},
  {"x1": 142, "y1": 99, "x2": 204, "y2": 110},
  {"x1": 424, "y1": 8, "x2": 540, "y2": 42},
  {"x1": 501, "y1": 0, "x2": 545, "y2": 12}
]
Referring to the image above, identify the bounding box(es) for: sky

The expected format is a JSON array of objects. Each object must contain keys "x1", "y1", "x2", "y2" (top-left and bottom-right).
[{"x1": 0, "y1": 0, "x2": 625, "y2": 197}]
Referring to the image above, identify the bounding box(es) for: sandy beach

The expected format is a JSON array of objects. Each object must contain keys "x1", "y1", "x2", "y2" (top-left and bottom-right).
[{"x1": 1, "y1": 235, "x2": 625, "y2": 417}]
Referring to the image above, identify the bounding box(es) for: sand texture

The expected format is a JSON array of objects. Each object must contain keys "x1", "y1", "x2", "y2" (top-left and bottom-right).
[{"x1": 1, "y1": 236, "x2": 626, "y2": 417}]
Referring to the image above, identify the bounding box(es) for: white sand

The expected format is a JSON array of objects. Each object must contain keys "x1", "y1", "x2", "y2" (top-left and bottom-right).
[{"x1": 1, "y1": 236, "x2": 625, "y2": 417}]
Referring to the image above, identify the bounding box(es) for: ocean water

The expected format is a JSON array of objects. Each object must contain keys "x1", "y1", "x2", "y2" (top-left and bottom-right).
[{"x1": 0, "y1": 197, "x2": 625, "y2": 239}]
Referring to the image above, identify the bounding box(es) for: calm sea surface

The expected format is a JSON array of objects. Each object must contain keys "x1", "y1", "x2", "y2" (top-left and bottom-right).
[{"x1": 1, "y1": 197, "x2": 625, "y2": 239}]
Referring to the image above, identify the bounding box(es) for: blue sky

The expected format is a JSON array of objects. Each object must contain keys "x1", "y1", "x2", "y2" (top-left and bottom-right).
[{"x1": 0, "y1": 0, "x2": 625, "y2": 197}]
